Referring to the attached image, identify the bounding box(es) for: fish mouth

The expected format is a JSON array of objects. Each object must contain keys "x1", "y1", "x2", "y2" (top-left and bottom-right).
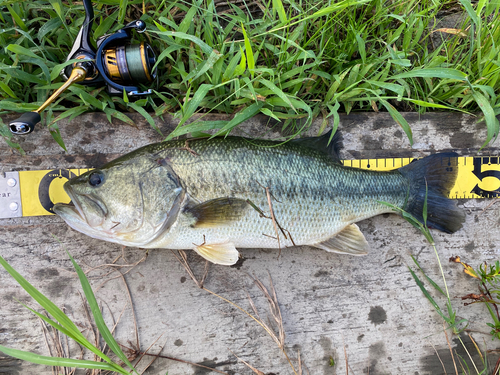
[
  {"x1": 53, "y1": 183, "x2": 107, "y2": 228},
  {"x1": 53, "y1": 184, "x2": 85, "y2": 222},
  {"x1": 53, "y1": 201, "x2": 83, "y2": 222}
]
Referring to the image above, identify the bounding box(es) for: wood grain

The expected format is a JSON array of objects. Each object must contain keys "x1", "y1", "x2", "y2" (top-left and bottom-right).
[{"x1": 0, "y1": 112, "x2": 499, "y2": 374}]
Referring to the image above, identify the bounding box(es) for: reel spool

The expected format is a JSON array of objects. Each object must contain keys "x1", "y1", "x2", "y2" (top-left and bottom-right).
[
  {"x1": 9, "y1": 0, "x2": 156, "y2": 135},
  {"x1": 103, "y1": 43, "x2": 156, "y2": 87}
]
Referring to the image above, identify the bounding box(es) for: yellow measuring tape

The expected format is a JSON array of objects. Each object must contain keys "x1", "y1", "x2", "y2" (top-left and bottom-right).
[
  {"x1": 2, "y1": 156, "x2": 499, "y2": 218},
  {"x1": 343, "y1": 156, "x2": 500, "y2": 199},
  {"x1": 18, "y1": 168, "x2": 90, "y2": 217}
]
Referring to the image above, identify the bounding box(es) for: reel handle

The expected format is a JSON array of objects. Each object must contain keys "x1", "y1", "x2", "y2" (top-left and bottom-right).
[
  {"x1": 9, "y1": 112, "x2": 41, "y2": 135},
  {"x1": 9, "y1": 66, "x2": 87, "y2": 135}
]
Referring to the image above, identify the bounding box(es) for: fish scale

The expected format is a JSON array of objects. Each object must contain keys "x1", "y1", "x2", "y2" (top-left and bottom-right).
[
  {"x1": 54, "y1": 133, "x2": 464, "y2": 265},
  {"x1": 145, "y1": 137, "x2": 409, "y2": 249}
]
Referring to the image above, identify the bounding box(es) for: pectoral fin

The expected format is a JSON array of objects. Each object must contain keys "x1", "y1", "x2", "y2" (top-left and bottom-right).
[
  {"x1": 194, "y1": 242, "x2": 240, "y2": 265},
  {"x1": 313, "y1": 224, "x2": 369, "y2": 255},
  {"x1": 185, "y1": 197, "x2": 249, "y2": 228}
]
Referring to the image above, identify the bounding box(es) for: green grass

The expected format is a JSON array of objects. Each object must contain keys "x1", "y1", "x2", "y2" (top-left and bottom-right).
[
  {"x1": 383, "y1": 201, "x2": 490, "y2": 374},
  {"x1": 0, "y1": 0, "x2": 499, "y2": 151},
  {"x1": 382, "y1": 191, "x2": 500, "y2": 374},
  {"x1": 453, "y1": 257, "x2": 500, "y2": 341},
  {"x1": 0, "y1": 250, "x2": 138, "y2": 374}
]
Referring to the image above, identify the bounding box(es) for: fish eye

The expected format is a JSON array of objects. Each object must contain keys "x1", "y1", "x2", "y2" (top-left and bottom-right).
[{"x1": 88, "y1": 171, "x2": 105, "y2": 187}]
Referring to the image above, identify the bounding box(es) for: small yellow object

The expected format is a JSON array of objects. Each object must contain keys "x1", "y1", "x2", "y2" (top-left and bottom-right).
[{"x1": 450, "y1": 256, "x2": 479, "y2": 279}]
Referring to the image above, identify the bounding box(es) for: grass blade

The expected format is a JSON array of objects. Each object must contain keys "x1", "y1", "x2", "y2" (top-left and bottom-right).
[
  {"x1": 48, "y1": 123, "x2": 68, "y2": 152},
  {"x1": 169, "y1": 120, "x2": 228, "y2": 138},
  {"x1": 103, "y1": 107, "x2": 135, "y2": 126},
  {"x1": 260, "y1": 78, "x2": 295, "y2": 111},
  {"x1": 65, "y1": 250, "x2": 139, "y2": 375},
  {"x1": 402, "y1": 98, "x2": 466, "y2": 111},
  {"x1": 128, "y1": 102, "x2": 163, "y2": 136},
  {"x1": 6, "y1": 4, "x2": 27, "y2": 32},
  {"x1": 6, "y1": 45, "x2": 41, "y2": 60},
  {"x1": 411, "y1": 256, "x2": 446, "y2": 296},
  {"x1": 241, "y1": 23, "x2": 255, "y2": 77},
  {"x1": 408, "y1": 266, "x2": 447, "y2": 321},
  {"x1": 471, "y1": 90, "x2": 499, "y2": 149},
  {"x1": 0, "y1": 345, "x2": 118, "y2": 371},
  {"x1": 366, "y1": 80, "x2": 404, "y2": 97},
  {"x1": 459, "y1": 0, "x2": 480, "y2": 27},
  {"x1": 118, "y1": 0, "x2": 128, "y2": 24},
  {"x1": 260, "y1": 107, "x2": 281, "y2": 122},
  {"x1": 94, "y1": 13, "x2": 118, "y2": 40},
  {"x1": 391, "y1": 68, "x2": 468, "y2": 81},
  {"x1": 0, "y1": 255, "x2": 124, "y2": 372},
  {"x1": 213, "y1": 102, "x2": 264, "y2": 137},
  {"x1": 0, "y1": 119, "x2": 25, "y2": 155},
  {"x1": 183, "y1": 49, "x2": 222, "y2": 84},
  {"x1": 272, "y1": 0, "x2": 287, "y2": 24},
  {"x1": 173, "y1": 83, "x2": 214, "y2": 132},
  {"x1": 355, "y1": 32, "x2": 366, "y2": 64},
  {"x1": 151, "y1": 30, "x2": 213, "y2": 55},
  {"x1": 280, "y1": 0, "x2": 371, "y2": 29},
  {"x1": 379, "y1": 99, "x2": 413, "y2": 145}
]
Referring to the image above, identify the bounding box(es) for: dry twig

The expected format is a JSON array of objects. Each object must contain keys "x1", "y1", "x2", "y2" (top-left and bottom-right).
[
  {"x1": 133, "y1": 331, "x2": 165, "y2": 374},
  {"x1": 120, "y1": 343, "x2": 230, "y2": 375},
  {"x1": 248, "y1": 272, "x2": 285, "y2": 349},
  {"x1": 429, "y1": 341, "x2": 447, "y2": 375},
  {"x1": 229, "y1": 349, "x2": 266, "y2": 374},
  {"x1": 343, "y1": 335, "x2": 348, "y2": 375},
  {"x1": 493, "y1": 357, "x2": 500, "y2": 375},
  {"x1": 139, "y1": 337, "x2": 168, "y2": 375},
  {"x1": 443, "y1": 323, "x2": 459, "y2": 375},
  {"x1": 172, "y1": 251, "x2": 299, "y2": 375},
  {"x1": 171, "y1": 250, "x2": 210, "y2": 288},
  {"x1": 454, "y1": 349, "x2": 467, "y2": 374}
]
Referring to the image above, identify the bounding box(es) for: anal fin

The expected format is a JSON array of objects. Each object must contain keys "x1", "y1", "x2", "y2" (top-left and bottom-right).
[
  {"x1": 313, "y1": 224, "x2": 369, "y2": 256},
  {"x1": 194, "y1": 241, "x2": 240, "y2": 265}
]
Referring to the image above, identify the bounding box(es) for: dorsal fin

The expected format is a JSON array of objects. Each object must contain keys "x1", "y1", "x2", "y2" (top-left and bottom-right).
[{"x1": 290, "y1": 129, "x2": 342, "y2": 163}]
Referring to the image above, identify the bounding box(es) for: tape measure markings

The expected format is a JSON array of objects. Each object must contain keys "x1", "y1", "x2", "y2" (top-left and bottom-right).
[
  {"x1": 1, "y1": 156, "x2": 499, "y2": 218},
  {"x1": 18, "y1": 169, "x2": 90, "y2": 217},
  {"x1": 343, "y1": 156, "x2": 500, "y2": 199}
]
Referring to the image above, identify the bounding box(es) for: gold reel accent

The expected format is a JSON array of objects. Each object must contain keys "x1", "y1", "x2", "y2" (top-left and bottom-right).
[{"x1": 103, "y1": 47, "x2": 122, "y2": 82}]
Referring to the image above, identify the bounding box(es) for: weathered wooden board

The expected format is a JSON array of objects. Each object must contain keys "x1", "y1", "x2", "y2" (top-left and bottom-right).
[{"x1": 1, "y1": 112, "x2": 499, "y2": 375}]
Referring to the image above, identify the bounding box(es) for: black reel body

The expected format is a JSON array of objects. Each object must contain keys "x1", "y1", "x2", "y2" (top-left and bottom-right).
[{"x1": 9, "y1": 0, "x2": 156, "y2": 135}]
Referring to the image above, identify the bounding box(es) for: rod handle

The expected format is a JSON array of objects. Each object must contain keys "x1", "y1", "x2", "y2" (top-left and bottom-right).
[{"x1": 9, "y1": 112, "x2": 41, "y2": 135}]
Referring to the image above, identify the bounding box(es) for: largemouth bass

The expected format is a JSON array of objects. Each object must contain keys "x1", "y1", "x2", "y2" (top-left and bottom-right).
[{"x1": 54, "y1": 131, "x2": 465, "y2": 265}]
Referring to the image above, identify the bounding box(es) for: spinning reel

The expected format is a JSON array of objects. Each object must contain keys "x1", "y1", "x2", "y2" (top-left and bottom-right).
[{"x1": 9, "y1": 0, "x2": 157, "y2": 135}]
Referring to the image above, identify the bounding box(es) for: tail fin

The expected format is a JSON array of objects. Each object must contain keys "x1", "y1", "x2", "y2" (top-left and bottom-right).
[{"x1": 398, "y1": 153, "x2": 465, "y2": 233}]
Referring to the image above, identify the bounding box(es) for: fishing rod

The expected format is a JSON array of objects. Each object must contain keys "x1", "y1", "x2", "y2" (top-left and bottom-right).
[{"x1": 9, "y1": 0, "x2": 157, "y2": 135}]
